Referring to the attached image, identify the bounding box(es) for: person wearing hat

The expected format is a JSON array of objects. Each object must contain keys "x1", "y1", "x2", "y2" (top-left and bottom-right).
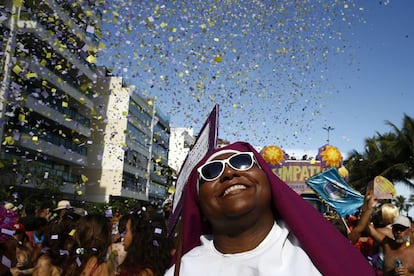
[
  {"x1": 166, "y1": 142, "x2": 374, "y2": 275},
  {"x1": 369, "y1": 215, "x2": 414, "y2": 275},
  {"x1": 52, "y1": 200, "x2": 73, "y2": 224},
  {"x1": 54, "y1": 200, "x2": 72, "y2": 211}
]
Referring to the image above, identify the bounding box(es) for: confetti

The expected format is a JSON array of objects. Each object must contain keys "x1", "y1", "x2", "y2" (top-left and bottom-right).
[
  {"x1": 1, "y1": 255, "x2": 11, "y2": 268},
  {"x1": 154, "y1": 227, "x2": 162, "y2": 234},
  {"x1": 98, "y1": 0, "x2": 365, "y2": 148}
]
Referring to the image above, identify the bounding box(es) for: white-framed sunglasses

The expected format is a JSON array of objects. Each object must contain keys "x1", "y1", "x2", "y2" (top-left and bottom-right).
[{"x1": 197, "y1": 152, "x2": 256, "y2": 182}]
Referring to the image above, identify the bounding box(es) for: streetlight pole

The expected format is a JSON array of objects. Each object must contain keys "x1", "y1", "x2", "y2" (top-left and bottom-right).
[{"x1": 323, "y1": 126, "x2": 334, "y2": 144}]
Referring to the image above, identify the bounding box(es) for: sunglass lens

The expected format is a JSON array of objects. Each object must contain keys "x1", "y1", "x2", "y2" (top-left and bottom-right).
[
  {"x1": 229, "y1": 153, "x2": 253, "y2": 170},
  {"x1": 201, "y1": 162, "x2": 223, "y2": 180}
]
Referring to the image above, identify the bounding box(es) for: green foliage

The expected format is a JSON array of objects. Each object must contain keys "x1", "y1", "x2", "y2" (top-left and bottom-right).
[
  {"x1": 344, "y1": 114, "x2": 414, "y2": 216},
  {"x1": 392, "y1": 195, "x2": 413, "y2": 216},
  {"x1": 345, "y1": 114, "x2": 414, "y2": 192}
]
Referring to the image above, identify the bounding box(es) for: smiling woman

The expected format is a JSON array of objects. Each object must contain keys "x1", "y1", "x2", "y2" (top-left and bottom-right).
[{"x1": 165, "y1": 141, "x2": 375, "y2": 276}]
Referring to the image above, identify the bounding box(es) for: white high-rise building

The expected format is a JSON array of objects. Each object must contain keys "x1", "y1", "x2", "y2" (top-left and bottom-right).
[{"x1": 168, "y1": 128, "x2": 195, "y2": 173}]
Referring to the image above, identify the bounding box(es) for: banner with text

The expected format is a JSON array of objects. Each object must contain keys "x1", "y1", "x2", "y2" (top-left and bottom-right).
[{"x1": 167, "y1": 104, "x2": 218, "y2": 236}]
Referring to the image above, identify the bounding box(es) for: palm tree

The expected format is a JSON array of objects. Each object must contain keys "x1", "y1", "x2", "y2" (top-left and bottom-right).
[
  {"x1": 393, "y1": 195, "x2": 407, "y2": 214},
  {"x1": 345, "y1": 132, "x2": 399, "y2": 191},
  {"x1": 403, "y1": 204, "x2": 412, "y2": 217},
  {"x1": 385, "y1": 114, "x2": 414, "y2": 187},
  {"x1": 409, "y1": 194, "x2": 414, "y2": 206},
  {"x1": 345, "y1": 114, "x2": 414, "y2": 192}
]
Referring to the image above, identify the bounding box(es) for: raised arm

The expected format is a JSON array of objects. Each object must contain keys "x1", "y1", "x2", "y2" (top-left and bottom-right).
[{"x1": 348, "y1": 189, "x2": 378, "y2": 244}]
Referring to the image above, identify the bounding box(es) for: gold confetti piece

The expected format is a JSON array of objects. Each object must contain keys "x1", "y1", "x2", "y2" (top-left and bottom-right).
[
  {"x1": 12, "y1": 65, "x2": 22, "y2": 75},
  {"x1": 62, "y1": 102, "x2": 68, "y2": 107},
  {"x1": 81, "y1": 174, "x2": 88, "y2": 182},
  {"x1": 26, "y1": 72, "x2": 37, "y2": 78},
  {"x1": 80, "y1": 84, "x2": 89, "y2": 91},
  {"x1": 18, "y1": 114, "x2": 26, "y2": 123},
  {"x1": 168, "y1": 186, "x2": 176, "y2": 194},
  {"x1": 214, "y1": 55, "x2": 223, "y2": 62},
  {"x1": 86, "y1": 55, "x2": 97, "y2": 63},
  {"x1": 2, "y1": 136, "x2": 15, "y2": 146}
]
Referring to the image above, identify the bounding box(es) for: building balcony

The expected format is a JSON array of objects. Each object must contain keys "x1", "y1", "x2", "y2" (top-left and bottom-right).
[
  {"x1": 123, "y1": 163, "x2": 147, "y2": 177},
  {"x1": 125, "y1": 137, "x2": 150, "y2": 157},
  {"x1": 18, "y1": 57, "x2": 95, "y2": 110},
  {"x1": 120, "y1": 187, "x2": 148, "y2": 201},
  {"x1": 17, "y1": 20, "x2": 97, "y2": 81},
  {"x1": 24, "y1": 95, "x2": 91, "y2": 137},
  {"x1": 14, "y1": 134, "x2": 87, "y2": 166},
  {"x1": 150, "y1": 171, "x2": 168, "y2": 185},
  {"x1": 27, "y1": 0, "x2": 100, "y2": 50}
]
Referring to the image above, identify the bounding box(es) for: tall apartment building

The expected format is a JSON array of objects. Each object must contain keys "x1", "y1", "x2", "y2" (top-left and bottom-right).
[
  {"x1": 0, "y1": 0, "x2": 171, "y2": 204},
  {"x1": 87, "y1": 71, "x2": 171, "y2": 203},
  {"x1": 148, "y1": 107, "x2": 171, "y2": 201},
  {"x1": 0, "y1": 0, "x2": 104, "y2": 198}
]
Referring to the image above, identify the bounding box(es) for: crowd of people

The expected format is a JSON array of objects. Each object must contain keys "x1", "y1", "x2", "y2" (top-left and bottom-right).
[
  {"x1": 0, "y1": 199, "x2": 174, "y2": 275},
  {"x1": 328, "y1": 186, "x2": 414, "y2": 275},
  {"x1": 0, "y1": 142, "x2": 413, "y2": 275}
]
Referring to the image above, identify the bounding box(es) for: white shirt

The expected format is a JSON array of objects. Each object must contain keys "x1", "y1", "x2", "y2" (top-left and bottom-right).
[{"x1": 165, "y1": 221, "x2": 321, "y2": 276}]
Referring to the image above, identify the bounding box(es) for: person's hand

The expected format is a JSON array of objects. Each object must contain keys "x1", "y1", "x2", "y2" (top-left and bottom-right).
[
  {"x1": 395, "y1": 265, "x2": 408, "y2": 276},
  {"x1": 362, "y1": 189, "x2": 378, "y2": 212},
  {"x1": 10, "y1": 267, "x2": 20, "y2": 276}
]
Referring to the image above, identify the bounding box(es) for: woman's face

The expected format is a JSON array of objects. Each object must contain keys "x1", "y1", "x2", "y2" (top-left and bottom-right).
[
  {"x1": 122, "y1": 219, "x2": 133, "y2": 250},
  {"x1": 198, "y1": 152, "x2": 271, "y2": 226}
]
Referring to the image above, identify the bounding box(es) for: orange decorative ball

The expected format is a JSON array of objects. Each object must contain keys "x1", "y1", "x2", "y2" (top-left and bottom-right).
[
  {"x1": 261, "y1": 145, "x2": 286, "y2": 166},
  {"x1": 318, "y1": 144, "x2": 342, "y2": 168}
]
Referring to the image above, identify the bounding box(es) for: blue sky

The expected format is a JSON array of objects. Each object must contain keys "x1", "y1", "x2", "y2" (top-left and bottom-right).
[
  {"x1": 319, "y1": 0, "x2": 414, "y2": 156},
  {"x1": 100, "y1": 0, "x2": 413, "y2": 158},
  {"x1": 100, "y1": 0, "x2": 414, "y2": 200}
]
